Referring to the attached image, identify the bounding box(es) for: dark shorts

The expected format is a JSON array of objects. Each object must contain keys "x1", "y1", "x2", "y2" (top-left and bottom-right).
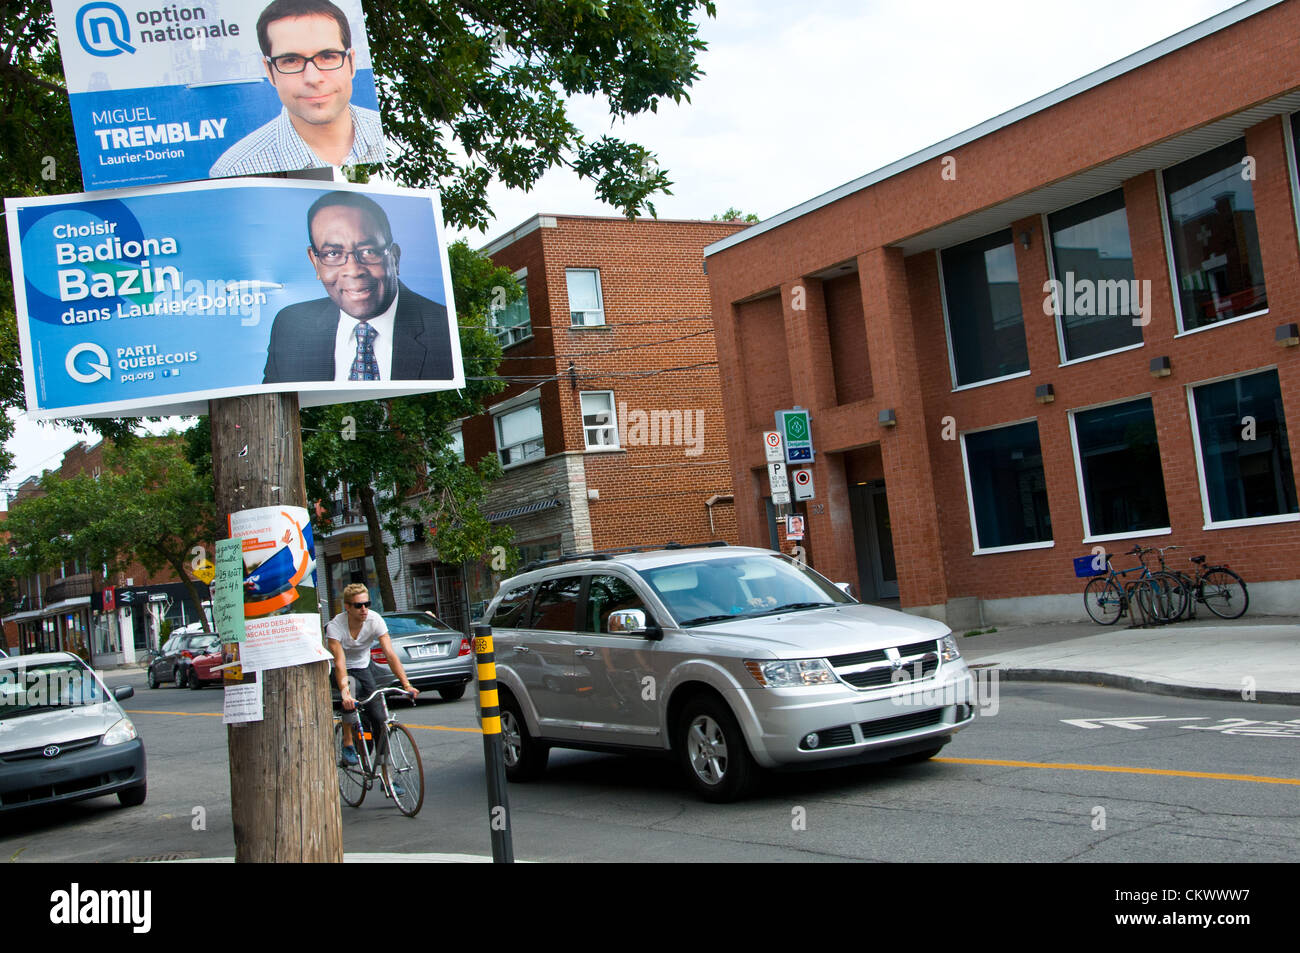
[{"x1": 346, "y1": 663, "x2": 388, "y2": 759}]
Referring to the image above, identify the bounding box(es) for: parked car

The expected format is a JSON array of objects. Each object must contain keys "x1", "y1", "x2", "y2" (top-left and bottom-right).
[
  {"x1": 329, "y1": 611, "x2": 474, "y2": 706},
  {"x1": 482, "y1": 543, "x2": 977, "y2": 802},
  {"x1": 147, "y1": 631, "x2": 219, "y2": 689},
  {"x1": 184, "y1": 638, "x2": 226, "y2": 689},
  {"x1": 0, "y1": 651, "x2": 146, "y2": 811}
]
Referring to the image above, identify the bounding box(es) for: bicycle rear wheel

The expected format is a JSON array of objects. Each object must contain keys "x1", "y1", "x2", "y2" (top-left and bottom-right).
[
  {"x1": 1200, "y1": 568, "x2": 1248, "y2": 619},
  {"x1": 1150, "y1": 572, "x2": 1187, "y2": 623},
  {"x1": 1084, "y1": 577, "x2": 1124, "y2": 625},
  {"x1": 384, "y1": 723, "x2": 425, "y2": 817},
  {"x1": 335, "y1": 721, "x2": 366, "y2": 808}
]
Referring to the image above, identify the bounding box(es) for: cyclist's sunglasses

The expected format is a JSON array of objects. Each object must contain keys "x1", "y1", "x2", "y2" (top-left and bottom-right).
[{"x1": 348, "y1": 600, "x2": 371, "y2": 609}]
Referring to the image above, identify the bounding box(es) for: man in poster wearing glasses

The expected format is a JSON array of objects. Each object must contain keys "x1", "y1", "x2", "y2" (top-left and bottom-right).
[
  {"x1": 209, "y1": 0, "x2": 384, "y2": 176},
  {"x1": 262, "y1": 190, "x2": 453, "y2": 383}
]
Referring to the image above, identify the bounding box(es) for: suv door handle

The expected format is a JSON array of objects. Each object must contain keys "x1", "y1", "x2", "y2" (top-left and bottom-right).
[
  {"x1": 513, "y1": 646, "x2": 531, "y2": 654},
  {"x1": 575, "y1": 648, "x2": 595, "y2": 657}
]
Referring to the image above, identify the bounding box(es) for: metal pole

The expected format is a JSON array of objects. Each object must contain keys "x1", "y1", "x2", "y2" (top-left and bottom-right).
[{"x1": 473, "y1": 622, "x2": 514, "y2": 862}]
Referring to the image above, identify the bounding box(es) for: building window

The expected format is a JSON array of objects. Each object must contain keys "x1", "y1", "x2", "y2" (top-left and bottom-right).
[
  {"x1": 489, "y1": 276, "x2": 531, "y2": 347},
  {"x1": 566, "y1": 269, "x2": 605, "y2": 326},
  {"x1": 1163, "y1": 138, "x2": 1267, "y2": 332},
  {"x1": 941, "y1": 230, "x2": 1028, "y2": 387},
  {"x1": 961, "y1": 421, "x2": 1052, "y2": 551},
  {"x1": 1190, "y1": 369, "x2": 1298, "y2": 525},
  {"x1": 580, "y1": 391, "x2": 618, "y2": 449},
  {"x1": 1047, "y1": 189, "x2": 1143, "y2": 361},
  {"x1": 1070, "y1": 397, "x2": 1169, "y2": 539},
  {"x1": 494, "y1": 401, "x2": 544, "y2": 467},
  {"x1": 449, "y1": 428, "x2": 464, "y2": 463}
]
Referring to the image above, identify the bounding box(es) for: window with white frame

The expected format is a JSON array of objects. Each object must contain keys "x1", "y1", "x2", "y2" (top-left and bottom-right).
[
  {"x1": 448, "y1": 427, "x2": 464, "y2": 463},
  {"x1": 566, "y1": 268, "x2": 605, "y2": 326},
  {"x1": 489, "y1": 275, "x2": 531, "y2": 347},
  {"x1": 494, "y1": 401, "x2": 544, "y2": 466},
  {"x1": 1163, "y1": 138, "x2": 1267, "y2": 331},
  {"x1": 580, "y1": 392, "x2": 619, "y2": 449},
  {"x1": 940, "y1": 230, "x2": 1028, "y2": 387},
  {"x1": 1070, "y1": 397, "x2": 1169, "y2": 539},
  {"x1": 961, "y1": 420, "x2": 1052, "y2": 550},
  {"x1": 1047, "y1": 189, "x2": 1143, "y2": 361},
  {"x1": 1189, "y1": 369, "x2": 1297, "y2": 525}
]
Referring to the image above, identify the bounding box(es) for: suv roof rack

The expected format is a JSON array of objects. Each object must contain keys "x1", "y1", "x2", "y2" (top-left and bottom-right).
[{"x1": 520, "y1": 540, "x2": 729, "y2": 573}]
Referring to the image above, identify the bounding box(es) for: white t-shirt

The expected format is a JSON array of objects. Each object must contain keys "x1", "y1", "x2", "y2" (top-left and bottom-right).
[{"x1": 326, "y1": 611, "x2": 389, "y2": 670}]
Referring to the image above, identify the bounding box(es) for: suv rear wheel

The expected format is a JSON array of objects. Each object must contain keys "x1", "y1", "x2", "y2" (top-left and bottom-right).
[
  {"x1": 676, "y1": 695, "x2": 757, "y2": 802},
  {"x1": 499, "y1": 693, "x2": 548, "y2": 781}
]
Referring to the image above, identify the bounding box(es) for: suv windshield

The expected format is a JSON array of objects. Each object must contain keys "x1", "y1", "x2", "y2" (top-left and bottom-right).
[
  {"x1": 0, "y1": 661, "x2": 107, "y2": 719},
  {"x1": 640, "y1": 553, "x2": 851, "y2": 626}
]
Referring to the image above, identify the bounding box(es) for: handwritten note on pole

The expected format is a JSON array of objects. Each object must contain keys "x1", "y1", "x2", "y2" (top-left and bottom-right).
[{"x1": 213, "y1": 537, "x2": 246, "y2": 643}]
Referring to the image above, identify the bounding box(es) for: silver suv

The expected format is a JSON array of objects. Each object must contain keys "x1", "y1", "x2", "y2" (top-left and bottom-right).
[{"x1": 483, "y1": 544, "x2": 976, "y2": 801}]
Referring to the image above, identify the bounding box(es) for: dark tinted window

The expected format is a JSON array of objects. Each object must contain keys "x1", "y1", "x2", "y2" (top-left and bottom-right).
[
  {"x1": 941, "y1": 230, "x2": 1028, "y2": 386},
  {"x1": 963, "y1": 421, "x2": 1052, "y2": 549},
  {"x1": 1074, "y1": 397, "x2": 1169, "y2": 536},
  {"x1": 586, "y1": 575, "x2": 649, "y2": 632},
  {"x1": 490, "y1": 584, "x2": 534, "y2": 628},
  {"x1": 529, "y1": 576, "x2": 583, "y2": 631}
]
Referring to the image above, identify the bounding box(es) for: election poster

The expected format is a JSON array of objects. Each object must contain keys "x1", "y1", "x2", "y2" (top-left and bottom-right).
[
  {"x1": 52, "y1": 0, "x2": 384, "y2": 189},
  {"x1": 5, "y1": 178, "x2": 464, "y2": 419},
  {"x1": 228, "y1": 504, "x2": 331, "y2": 673}
]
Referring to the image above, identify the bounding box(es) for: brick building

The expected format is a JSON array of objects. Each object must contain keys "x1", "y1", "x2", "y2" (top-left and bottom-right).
[
  {"x1": 2, "y1": 439, "x2": 210, "y2": 664},
  {"x1": 402, "y1": 213, "x2": 748, "y2": 614},
  {"x1": 704, "y1": 0, "x2": 1300, "y2": 625}
]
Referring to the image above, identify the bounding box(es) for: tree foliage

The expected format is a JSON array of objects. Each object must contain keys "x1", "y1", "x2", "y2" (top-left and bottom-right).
[
  {"x1": 4, "y1": 436, "x2": 219, "y2": 626},
  {"x1": 713, "y1": 207, "x2": 759, "y2": 223}
]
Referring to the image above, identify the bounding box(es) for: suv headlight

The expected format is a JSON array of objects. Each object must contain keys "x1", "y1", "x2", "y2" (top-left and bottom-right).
[
  {"x1": 745, "y1": 658, "x2": 835, "y2": 687},
  {"x1": 940, "y1": 634, "x2": 961, "y2": 662},
  {"x1": 103, "y1": 717, "x2": 138, "y2": 746}
]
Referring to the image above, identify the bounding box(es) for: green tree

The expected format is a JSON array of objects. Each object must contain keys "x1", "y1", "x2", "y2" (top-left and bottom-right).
[
  {"x1": 4, "y1": 437, "x2": 219, "y2": 628},
  {"x1": 301, "y1": 240, "x2": 519, "y2": 610},
  {"x1": 0, "y1": 4, "x2": 716, "y2": 478},
  {"x1": 713, "y1": 207, "x2": 760, "y2": 223}
]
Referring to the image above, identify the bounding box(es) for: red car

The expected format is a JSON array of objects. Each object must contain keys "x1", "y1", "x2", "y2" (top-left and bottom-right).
[{"x1": 184, "y1": 637, "x2": 226, "y2": 689}]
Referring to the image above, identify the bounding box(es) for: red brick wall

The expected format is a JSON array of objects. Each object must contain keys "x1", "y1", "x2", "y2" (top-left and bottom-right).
[{"x1": 706, "y1": 6, "x2": 1300, "y2": 610}]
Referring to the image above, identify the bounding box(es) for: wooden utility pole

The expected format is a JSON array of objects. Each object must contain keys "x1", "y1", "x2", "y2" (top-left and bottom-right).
[{"x1": 210, "y1": 392, "x2": 343, "y2": 862}]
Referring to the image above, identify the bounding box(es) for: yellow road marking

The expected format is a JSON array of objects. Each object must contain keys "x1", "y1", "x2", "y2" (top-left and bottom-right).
[{"x1": 938, "y1": 756, "x2": 1300, "y2": 786}]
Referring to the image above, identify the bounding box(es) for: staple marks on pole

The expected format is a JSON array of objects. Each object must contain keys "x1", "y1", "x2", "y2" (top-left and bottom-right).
[{"x1": 473, "y1": 623, "x2": 513, "y2": 862}]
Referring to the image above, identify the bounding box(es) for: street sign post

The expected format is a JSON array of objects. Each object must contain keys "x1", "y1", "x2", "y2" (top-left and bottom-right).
[
  {"x1": 767, "y1": 460, "x2": 789, "y2": 506},
  {"x1": 763, "y1": 430, "x2": 784, "y2": 463},
  {"x1": 793, "y1": 468, "x2": 815, "y2": 501}
]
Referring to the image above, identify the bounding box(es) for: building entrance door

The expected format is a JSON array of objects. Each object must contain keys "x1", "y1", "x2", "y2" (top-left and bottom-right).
[{"x1": 849, "y1": 481, "x2": 899, "y2": 601}]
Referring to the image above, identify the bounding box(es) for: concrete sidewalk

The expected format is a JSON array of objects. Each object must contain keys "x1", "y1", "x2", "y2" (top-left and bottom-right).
[{"x1": 957, "y1": 614, "x2": 1300, "y2": 705}]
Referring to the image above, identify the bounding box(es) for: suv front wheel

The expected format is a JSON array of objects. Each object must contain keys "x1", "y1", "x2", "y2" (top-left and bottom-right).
[
  {"x1": 676, "y1": 696, "x2": 758, "y2": 802},
  {"x1": 499, "y1": 693, "x2": 549, "y2": 781}
]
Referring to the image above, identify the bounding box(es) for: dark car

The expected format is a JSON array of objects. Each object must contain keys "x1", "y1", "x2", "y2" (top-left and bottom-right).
[
  {"x1": 147, "y1": 632, "x2": 219, "y2": 689},
  {"x1": 0, "y1": 652, "x2": 146, "y2": 811},
  {"x1": 330, "y1": 611, "x2": 474, "y2": 706}
]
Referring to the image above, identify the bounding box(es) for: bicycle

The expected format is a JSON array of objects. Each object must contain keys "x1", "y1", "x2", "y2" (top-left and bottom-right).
[
  {"x1": 1080, "y1": 545, "x2": 1185, "y2": 626},
  {"x1": 334, "y1": 686, "x2": 425, "y2": 817},
  {"x1": 1153, "y1": 545, "x2": 1249, "y2": 620}
]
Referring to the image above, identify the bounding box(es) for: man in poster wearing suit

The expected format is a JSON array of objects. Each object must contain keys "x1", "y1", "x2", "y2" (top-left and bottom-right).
[{"x1": 263, "y1": 191, "x2": 453, "y2": 383}]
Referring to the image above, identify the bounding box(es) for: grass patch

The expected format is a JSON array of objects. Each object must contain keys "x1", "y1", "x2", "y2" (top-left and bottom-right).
[{"x1": 961, "y1": 627, "x2": 998, "y2": 638}]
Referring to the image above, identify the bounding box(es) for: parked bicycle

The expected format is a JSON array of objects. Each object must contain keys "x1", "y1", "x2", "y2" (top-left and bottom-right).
[
  {"x1": 1079, "y1": 545, "x2": 1185, "y2": 625},
  {"x1": 1153, "y1": 545, "x2": 1249, "y2": 620},
  {"x1": 334, "y1": 686, "x2": 425, "y2": 817}
]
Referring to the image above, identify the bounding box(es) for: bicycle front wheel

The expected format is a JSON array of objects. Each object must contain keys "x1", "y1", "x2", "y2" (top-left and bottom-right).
[
  {"x1": 1200, "y1": 568, "x2": 1248, "y2": 619},
  {"x1": 1084, "y1": 577, "x2": 1124, "y2": 625},
  {"x1": 384, "y1": 723, "x2": 425, "y2": 817},
  {"x1": 335, "y1": 721, "x2": 366, "y2": 808}
]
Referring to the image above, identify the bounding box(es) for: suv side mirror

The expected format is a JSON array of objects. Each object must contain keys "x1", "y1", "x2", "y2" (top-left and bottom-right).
[
  {"x1": 607, "y1": 609, "x2": 663, "y2": 641},
  {"x1": 835, "y1": 582, "x2": 854, "y2": 599}
]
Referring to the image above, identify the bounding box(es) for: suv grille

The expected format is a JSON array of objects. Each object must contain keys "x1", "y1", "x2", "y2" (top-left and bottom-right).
[
  {"x1": 860, "y1": 708, "x2": 944, "y2": 739},
  {"x1": 828, "y1": 640, "x2": 941, "y2": 691}
]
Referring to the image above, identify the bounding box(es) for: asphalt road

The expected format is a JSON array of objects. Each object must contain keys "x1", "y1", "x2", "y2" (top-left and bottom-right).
[{"x1": 3, "y1": 668, "x2": 1298, "y2": 863}]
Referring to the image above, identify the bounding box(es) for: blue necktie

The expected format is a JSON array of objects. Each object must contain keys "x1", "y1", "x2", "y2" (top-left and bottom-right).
[{"x1": 349, "y1": 322, "x2": 379, "y2": 381}]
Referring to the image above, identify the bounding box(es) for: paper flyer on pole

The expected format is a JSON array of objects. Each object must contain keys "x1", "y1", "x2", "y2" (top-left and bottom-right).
[
  {"x1": 228, "y1": 504, "x2": 330, "y2": 673},
  {"x1": 5, "y1": 178, "x2": 463, "y2": 420},
  {"x1": 51, "y1": 0, "x2": 385, "y2": 189}
]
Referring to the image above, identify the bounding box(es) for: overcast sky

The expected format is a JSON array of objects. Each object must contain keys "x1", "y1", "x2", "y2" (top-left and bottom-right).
[{"x1": 3, "y1": 0, "x2": 1248, "y2": 501}]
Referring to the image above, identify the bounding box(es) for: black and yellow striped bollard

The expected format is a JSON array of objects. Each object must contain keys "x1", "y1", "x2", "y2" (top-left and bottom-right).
[{"x1": 474, "y1": 623, "x2": 514, "y2": 863}]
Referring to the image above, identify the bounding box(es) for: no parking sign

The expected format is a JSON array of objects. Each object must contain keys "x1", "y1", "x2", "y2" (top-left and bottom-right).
[{"x1": 793, "y1": 468, "x2": 815, "y2": 501}]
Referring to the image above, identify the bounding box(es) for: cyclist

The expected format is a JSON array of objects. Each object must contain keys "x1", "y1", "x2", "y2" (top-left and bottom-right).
[{"x1": 327, "y1": 584, "x2": 419, "y2": 793}]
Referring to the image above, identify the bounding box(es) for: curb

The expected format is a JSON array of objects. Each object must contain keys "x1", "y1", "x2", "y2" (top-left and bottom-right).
[{"x1": 992, "y1": 666, "x2": 1300, "y2": 706}]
